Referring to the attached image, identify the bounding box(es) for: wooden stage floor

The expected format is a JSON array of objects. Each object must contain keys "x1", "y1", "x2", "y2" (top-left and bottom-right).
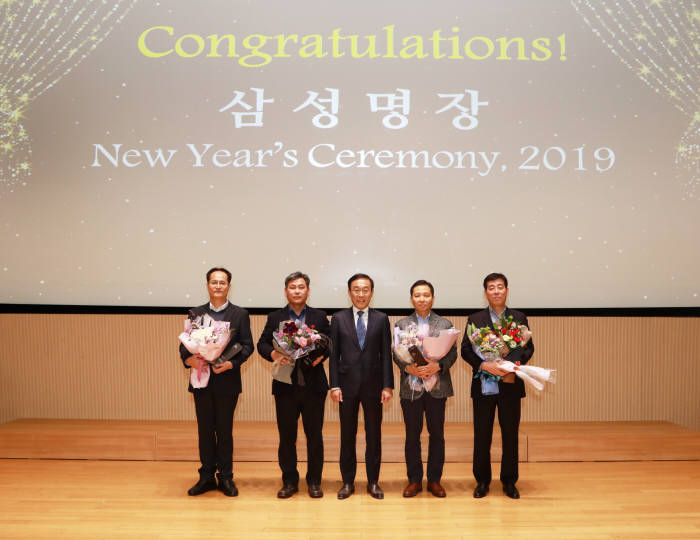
[
  {"x1": 1, "y1": 419, "x2": 700, "y2": 462},
  {"x1": 1, "y1": 459, "x2": 699, "y2": 539},
  {"x1": 1, "y1": 420, "x2": 699, "y2": 538}
]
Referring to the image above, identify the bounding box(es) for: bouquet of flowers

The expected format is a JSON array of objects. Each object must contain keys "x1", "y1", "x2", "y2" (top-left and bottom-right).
[
  {"x1": 467, "y1": 317, "x2": 554, "y2": 394},
  {"x1": 271, "y1": 320, "x2": 329, "y2": 384},
  {"x1": 495, "y1": 315, "x2": 532, "y2": 351},
  {"x1": 393, "y1": 323, "x2": 441, "y2": 395},
  {"x1": 178, "y1": 311, "x2": 232, "y2": 389},
  {"x1": 422, "y1": 328, "x2": 460, "y2": 360},
  {"x1": 467, "y1": 323, "x2": 505, "y2": 361}
]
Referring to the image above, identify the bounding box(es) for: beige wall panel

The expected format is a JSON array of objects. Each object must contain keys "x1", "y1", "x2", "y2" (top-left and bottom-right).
[{"x1": 0, "y1": 313, "x2": 698, "y2": 430}]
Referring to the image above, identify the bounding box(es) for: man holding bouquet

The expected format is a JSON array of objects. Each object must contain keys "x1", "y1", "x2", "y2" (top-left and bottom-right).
[
  {"x1": 257, "y1": 272, "x2": 331, "y2": 499},
  {"x1": 179, "y1": 267, "x2": 254, "y2": 497},
  {"x1": 460, "y1": 272, "x2": 534, "y2": 499},
  {"x1": 329, "y1": 273, "x2": 394, "y2": 500},
  {"x1": 393, "y1": 280, "x2": 457, "y2": 498}
]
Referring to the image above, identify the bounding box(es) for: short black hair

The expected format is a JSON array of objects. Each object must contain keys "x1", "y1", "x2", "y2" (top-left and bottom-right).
[
  {"x1": 347, "y1": 273, "x2": 374, "y2": 290},
  {"x1": 483, "y1": 272, "x2": 508, "y2": 290},
  {"x1": 206, "y1": 267, "x2": 231, "y2": 284},
  {"x1": 285, "y1": 271, "x2": 310, "y2": 288},
  {"x1": 410, "y1": 279, "x2": 434, "y2": 296}
]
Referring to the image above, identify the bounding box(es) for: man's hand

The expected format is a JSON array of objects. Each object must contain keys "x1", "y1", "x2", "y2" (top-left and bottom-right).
[
  {"x1": 380, "y1": 388, "x2": 393, "y2": 403},
  {"x1": 502, "y1": 372, "x2": 515, "y2": 383},
  {"x1": 415, "y1": 362, "x2": 440, "y2": 379},
  {"x1": 331, "y1": 388, "x2": 343, "y2": 402},
  {"x1": 500, "y1": 346, "x2": 510, "y2": 358},
  {"x1": 271, "y1": 350, "x2": 292, "y2": 365},
  {"x1": 405, "y1": 364, "x2": 419, "y2": 376},
  {"x1": 212, "y1": 360, "x2": 233, "y2": 374},
  {"x1": 311, "y1": 355, "x2": 324, "y2": 367},
  {"x1": 481, "y1": 360, "x2": 508, "y2": 377},
  {"x1": 186, "y1": 355, "x2": 203, "y2": 369}
]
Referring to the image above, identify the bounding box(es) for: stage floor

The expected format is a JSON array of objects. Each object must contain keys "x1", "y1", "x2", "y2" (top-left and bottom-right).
[
  {"x1": 1, "y1": 459, "x2": 699, "y2": 539},
  {"x1": 2, "y1": 419, "x2": 699, "y2": 462}
]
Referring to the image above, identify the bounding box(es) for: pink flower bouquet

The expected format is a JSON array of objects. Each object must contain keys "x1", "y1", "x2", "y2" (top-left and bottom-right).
[{"x1": 179, "y1": 312, "x2": 232, "y2": 389}]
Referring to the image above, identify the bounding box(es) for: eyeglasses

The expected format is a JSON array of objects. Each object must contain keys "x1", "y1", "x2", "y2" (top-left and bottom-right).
[{"x1": 350, "y1": 287, "x2": 371, "y2": 294}]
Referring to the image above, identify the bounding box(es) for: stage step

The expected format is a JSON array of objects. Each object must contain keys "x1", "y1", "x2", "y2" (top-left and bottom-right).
[{"x1": 1, "y1": 419, "x2": 698, "y2": 462}]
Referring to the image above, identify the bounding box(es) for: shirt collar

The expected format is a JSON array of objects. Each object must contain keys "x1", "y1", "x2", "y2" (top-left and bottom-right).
[
  {"x1": 353, "y1": 305, "x2": 368, "y2": 318},
  {"x1": 288, "y1": 304, "x2": 308, "y2": 320},
  {"x1": 489, "y1": 305, "x2": 506, "y2": 322},
  {"x1": 209, "y1": 300, "x2": 229, "y2": 313},
  {"x1": 415, "y1": 312, "x2": 431, "y2": 326}
]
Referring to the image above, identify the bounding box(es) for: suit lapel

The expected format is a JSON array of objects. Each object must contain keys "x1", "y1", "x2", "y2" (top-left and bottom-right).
[
  {"x1": 343, "y1": 308, "x2": 361, "y2": 350},
  {"x1": 428, "y1": 311, "x2": 441, "y2": 337}
]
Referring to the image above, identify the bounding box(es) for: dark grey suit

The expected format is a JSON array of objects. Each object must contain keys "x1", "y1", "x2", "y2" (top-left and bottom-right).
[{"x1": 393, "y1": 311, "x2": 457, "y2": 483}]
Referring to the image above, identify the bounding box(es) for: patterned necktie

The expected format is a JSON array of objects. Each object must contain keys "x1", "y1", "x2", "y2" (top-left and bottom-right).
[{"x1": 356, "y1": 310, "x2": 366, "y2": 348}]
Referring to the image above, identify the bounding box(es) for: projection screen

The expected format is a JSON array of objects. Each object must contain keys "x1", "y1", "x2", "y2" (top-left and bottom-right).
[{"x1": 1, "y1": 0, "x2": 698, "y2": 308}]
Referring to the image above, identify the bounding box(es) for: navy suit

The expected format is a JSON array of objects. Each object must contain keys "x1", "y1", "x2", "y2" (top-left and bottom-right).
[
  {"x1": 257, "y1": 306, "x2": 330, "y2": 486},
  {"x1": 329, "y1": 307, "x2": 393, "y2": 484},
  {"x1": 460, "y1": 307, "x2": 534, "y2": 486}
]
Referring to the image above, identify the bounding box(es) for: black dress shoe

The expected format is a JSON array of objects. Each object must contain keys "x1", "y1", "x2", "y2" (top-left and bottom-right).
[
  {"x1": 503, "y1": 483, "x2": 520, "y2": 499},
  {"x1": 308, "y1": 484, "x2": 323, "y2": 498},
  {"x1": 277, "y1": 483, "x2": 298, "y2": 499},
  {"x1": 218, "y1": 478, "x2": 239, "y2": 497},
  {"x1": 337, "y1": 483, "x2": 354, "y2": 499},
  {"x1": 187, "y1": 477, "x2": 217, "y2": 496},
  {"x1": 473, "y1": 482, "x2": 489, "y2": 498},
  {"x1": 367, "y1": 483, "x2": 384, "y2": 499}
]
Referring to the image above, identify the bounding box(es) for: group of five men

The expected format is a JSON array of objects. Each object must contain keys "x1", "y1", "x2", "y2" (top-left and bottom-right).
[{"x1": 179, "y1": 269, "x2": 534, "y2": 500}]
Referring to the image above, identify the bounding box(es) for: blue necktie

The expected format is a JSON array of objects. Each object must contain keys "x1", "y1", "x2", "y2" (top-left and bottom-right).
[{"x1": 356, "y1": 310, "x2": 366, "y2": 348}]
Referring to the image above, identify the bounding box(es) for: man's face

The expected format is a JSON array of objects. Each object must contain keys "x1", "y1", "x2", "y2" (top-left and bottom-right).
[
  {"x1": 348, "y1": 278, "x2": 373, "y2": 310},
  {"x1": 410, "y1": 284, "x2": 434, "y2": 314},
  {"x1": 484, "y1": 278, "x2": 508, "y2": 310},
  {"x1": 207, "y1": 271, "x2": 230, "y2": 303},
  {"x1": 285, "y1": 278, "x2": 309, "y2": 306}
]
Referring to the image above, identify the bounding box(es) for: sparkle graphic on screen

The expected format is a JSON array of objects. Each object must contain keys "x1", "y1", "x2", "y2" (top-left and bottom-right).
[
  {"x1": 572, "y1": 0, "x2": 700, "y2": 198},
  {"x1": 0, "y1": 0, "x2": 138, "y2": 190}
]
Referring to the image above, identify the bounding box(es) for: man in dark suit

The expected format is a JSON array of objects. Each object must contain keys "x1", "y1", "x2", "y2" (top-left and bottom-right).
[
  {"x1": 460, "y1": 272, "x2": 534, "y2": 500},
  {"x1": 329, "y1": 273, "x2": 394, "y2": 500},
  {"x1": 257, "y1": 271, "x2": 330, "y2": 499},
  {"x1": 180, "y1": 267, "x2": 254, "y2": 497}
]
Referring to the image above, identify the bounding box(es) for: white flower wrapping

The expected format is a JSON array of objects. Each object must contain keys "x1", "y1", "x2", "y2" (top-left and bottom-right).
[{"x1": 496, "y1": 360, "x2": 557, "y2": 394}]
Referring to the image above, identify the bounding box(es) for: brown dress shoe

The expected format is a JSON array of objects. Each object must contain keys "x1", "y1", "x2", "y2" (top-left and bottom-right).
[
  {"x1": 427, "y1": 481, "x2": 446, "y2": 498},
  {"x1": 402, "y1": 481, "x2": 423, "y2": 498}
]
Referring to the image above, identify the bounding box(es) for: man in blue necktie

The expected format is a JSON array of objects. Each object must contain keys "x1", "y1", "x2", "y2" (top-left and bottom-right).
[{"x1": 329, "y1": 273, "x2": 394, "y2": 500}]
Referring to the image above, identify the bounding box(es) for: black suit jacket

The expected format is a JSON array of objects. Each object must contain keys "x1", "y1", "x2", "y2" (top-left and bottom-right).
[
  {"x1": 460, "y1": 307, "x2": 535, "y2": 399},
  {"x1": 256, "y1": 305, "x2": 331, "y2": 395},
  {"x1": 179, "y1": 303, "x2": 254, "y2": 395},
  {"x1": 329, "y1": 307, "x2": 394, "y2": 398}
]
